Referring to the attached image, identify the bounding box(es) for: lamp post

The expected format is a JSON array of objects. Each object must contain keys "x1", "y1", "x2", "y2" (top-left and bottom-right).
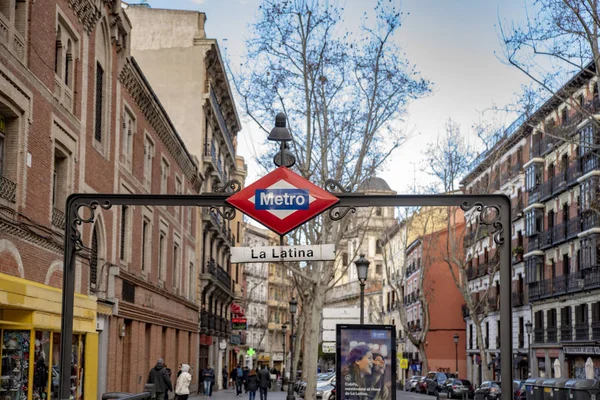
[
  {"x1": 282, "y1": 324, "x2": 287, "y2": 392},
  {"x1": 525, "y1": 321, "x2": 533, "y2": 377},
  {"x1": 355, "y1": 254, "x2": 370, "y2": 324},
  {"x1": 287, "y1": 298, "x2": 298, "y2": 400},
  {"x1": 454, "y1": 333, "x2": 459, "y2": 375}
]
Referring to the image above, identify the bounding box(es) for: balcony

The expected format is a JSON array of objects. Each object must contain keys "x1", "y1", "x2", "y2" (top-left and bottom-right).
[
  {"x1": 466, "y1": 267, "x2": 477, "y2": 280},
  {"x1": 203, "y1": 258, "x2": 233, "y2": 292},
  {"x1": 567, "y1": 217, "x2": 581, "y2": 239},
  {"x1": 512, "y1": 199, "x2": 524, "y2": 220},
  {"x1": 581, "y1": 213, "x2": 600, "y2": 232},
  {"x1": 553, "y1": 173, "x2": 568, "y2": 195},
  {"x1": 209, "y1": 86, "x2": 235, "y2": 158},
  {"x1": 0, "y1": 175, "x2": 16, "y2": 203},
  {"x1": 203, "y1": 141, "x2": 218, "y2": 169},
  {"x1": 526, "y1": 235, "x2": 541, "y2": 253},
  {"x1": 567, "y1": 161, "x2": 582, "y2": 186},
  {"x1": 268, "y1": 322, "x2": 285, "y2": 331},
  {"x1": 539, "y1": 180, "x2": 553, "y2": 202},
  {"x1": 582, "y1": 154, "x2": 600, "y2": 175},
  {"x1": 539, "y1": 229, "x2": 553, "y2": 250},
  {"x1": 592, "y1": 322, "x2": 600, "y2": 340},
  {"x1": 528, "y1": 186, "x2": 541, "y2": 205},
  {"x1": 201, "y1": 311, "x2": 229, "y2": 337},
  {"x1": 461, "y1": 304, "x2": 470, "y2": 318},
  {"x1": 529, "y1": 269, "x2": 600, "y2": 301},
  {"x1": 531, "y1": 140, "x2": 543, "y2": 159},
  {"x1": 202, "y1": 209, "x2": 234, "y2": 245},
  {"x1": 52, "y1": 207, "x2": 66, "y2": 230},
  {"x1": 512, "y1": 290, "x2": 524, "y2": 307},
  {"x1": 561, "y1": 325, "x2": 573, "y2": 341},
  {"x1": 534, "y1": 328, "x2": 545, "y2": 344},
  {"x1": 547, "y1": 327, "x2": 558, "y2": 343},
  {"x1": 575, "y1": 322, "x2": 590, "y2": 341}
]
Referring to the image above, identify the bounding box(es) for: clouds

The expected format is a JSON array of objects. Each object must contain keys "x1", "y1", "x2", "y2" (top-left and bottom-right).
[{"x1": 190, "y1": 0, "x2": 205, "y2": 4}]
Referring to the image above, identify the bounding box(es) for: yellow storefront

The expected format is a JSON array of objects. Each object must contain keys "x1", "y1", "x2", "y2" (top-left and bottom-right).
[{"x1": 0, "y1": 273, "x2": 98, "y2": 400}]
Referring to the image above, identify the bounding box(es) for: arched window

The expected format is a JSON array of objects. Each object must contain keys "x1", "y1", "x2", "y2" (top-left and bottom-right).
[
  {"x1": 90, "y1": 226, "x2": 98, "y2": 291},
  {"x1": 94, "y1": 20, "x2": 111, "y2": 147}
]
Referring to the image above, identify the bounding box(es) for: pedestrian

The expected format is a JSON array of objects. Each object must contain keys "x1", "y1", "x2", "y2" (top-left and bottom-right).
[
  {"x1": 147, "y1": 358, "x2": 173, "y2": 400},
  {"x1": 222, "y1": 365, "x2": 229, "y2": 389},
  {"x1": 177, "y1": 364, "x2": 183, "y2": 378},
  {"x1": 243, "y1": 365, "x2": 250, "y2": 393},
  {"x1": 246, "y1": 369, "x2": 259, "y2": 400},
  {"x1": 175, "y1": 364, "x2": 192, "y2": 400},
  {"x1": 258, "y1": 365, "x2": 271, "y2": 400},
  {"x1": 164, "y1": 364, "x2": 172, "y2": 400},
  {"x1": 233, "y1": 364, "x2": 244, "y2": 397},
  {"x1": 201, "y1": 364, "x2": 215, "y2": 398}
]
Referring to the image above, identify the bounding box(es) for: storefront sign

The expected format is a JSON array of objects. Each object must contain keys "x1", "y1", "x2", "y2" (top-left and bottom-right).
[
  {"x1": 563, "y1": 346, "x2": 600, "y2": 355},
  {"x1": 200, "y1": 334, "x2": 213, "y2": 346},
  {"x1": 232, "y1": 317, "x2": 248, "y2": 330},
  {"x1": 322, "y1": 342, "x2": 336, "y2": 354},
  {"x1": 273, "y1": 353, "x2": 284, "y2": 361},
  {"x1": 231, "y1": 244, "x2": 335, "y2": 263},
  {"x1": 231, "y1": 303, "x2": 246, "y2": 317},
  {"x1": 336, "y1": 324, "x2": 396, "y2": 400},
  {"x1": 230, "y1": 334, "x2": 241, "y2": 345}
]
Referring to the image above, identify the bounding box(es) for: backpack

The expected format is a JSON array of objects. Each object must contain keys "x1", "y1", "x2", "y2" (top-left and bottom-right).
[{"x1": 237, "y1": 368, "x2": 243, "y2": 378}]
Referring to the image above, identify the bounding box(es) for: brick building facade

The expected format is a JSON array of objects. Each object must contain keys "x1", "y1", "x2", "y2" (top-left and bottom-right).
[{"x1": 0, "y1": 0, "x2": 204, "y2": 398}]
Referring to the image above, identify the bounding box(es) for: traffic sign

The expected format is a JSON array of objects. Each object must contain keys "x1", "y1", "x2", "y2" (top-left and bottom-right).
[
  {"x1": 400, "y1": 359, "x2": 409, "y2": 369},
  {"x1": 226, "y1": 167, "x2": 339, "y2": 235},
  {"x1": 231, "y1": 244, "x2": 335, "y2": 263}
]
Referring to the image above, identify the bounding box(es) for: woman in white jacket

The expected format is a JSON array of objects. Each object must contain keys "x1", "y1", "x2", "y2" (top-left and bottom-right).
[{"x1": 175, "y1": 364, "x2": 192, "y2": 400}]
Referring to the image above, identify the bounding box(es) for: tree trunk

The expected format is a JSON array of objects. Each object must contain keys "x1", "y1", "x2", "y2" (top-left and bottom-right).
[
  {"x1": 419, "y1": 342, "x2": 429, "y2": 374},
  {"x1": 473, "y1": 316, "x2": 491, "y2": 382},
  {"x1": 302, "y1": 285, "x2": 325, "y2": 400}
]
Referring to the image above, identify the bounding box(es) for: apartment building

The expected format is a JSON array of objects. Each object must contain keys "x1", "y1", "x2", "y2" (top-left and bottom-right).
[
  {"x1": 0, "y1": 0, "x2": 204, "y2": 398},
  {"x1": 126, "y1": 5, "x2": 247, "y2": 388},
  {"x1": 461, "y1": 65, "x2": 600, "y2": 380}
]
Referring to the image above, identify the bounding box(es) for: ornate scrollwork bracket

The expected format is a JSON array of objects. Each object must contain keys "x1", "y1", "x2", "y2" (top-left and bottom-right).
[
  {"x1": 209, "y1": 205, "x2": 237, "y2": 221},
  {"x1": 213, "y1": 179, "x2": 242, "y2": 194},
  {"x1": 460, "y1": 201, "x2": 504, "y2": 245},
  {"x1": 71, "y1": 200, "x2": 112, "y2": 252},
  {"x1": 324, "y1": 179, "x2": 352, "y2": 194}
]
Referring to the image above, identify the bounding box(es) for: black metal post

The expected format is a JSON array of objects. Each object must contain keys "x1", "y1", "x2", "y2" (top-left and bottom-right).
[
  {"x1": 282, "y1": 327, "x2": 287, "y2": 391},
  {"x1": 287, "y1": 316, "x2": 295, "y2": 400},
  {"x1": 360, "y1": 281, "x2": 365, "y2": 324},
  {"x1": 527, "y1": 332, "x2": 531, "y2": 376},
  {"x1": 455, "y1": 341, "x2": 458, "y2": 374}
]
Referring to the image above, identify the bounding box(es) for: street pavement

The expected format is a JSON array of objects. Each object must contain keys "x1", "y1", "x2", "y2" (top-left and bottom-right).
[{"x1": 188, "y1": 387, "x2": 433, "y2": 400}]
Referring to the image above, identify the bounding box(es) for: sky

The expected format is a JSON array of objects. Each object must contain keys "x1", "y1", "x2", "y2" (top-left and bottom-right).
[{"x1": 141, "y1": 0, "x2": 533, "y2": 193}]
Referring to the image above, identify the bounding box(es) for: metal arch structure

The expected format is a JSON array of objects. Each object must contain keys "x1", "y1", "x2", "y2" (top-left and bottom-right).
[{"x1": 59, "y1": 192, "x2": 512, "y2": 400}]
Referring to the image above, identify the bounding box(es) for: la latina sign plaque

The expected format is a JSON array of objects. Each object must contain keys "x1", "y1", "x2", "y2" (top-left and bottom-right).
[
  {"x1": 227, "y1": 167, "x2": 339, "y2": 235},
  {"x1": 231, "y1": 244, "x2": 336, "y2": 263}
]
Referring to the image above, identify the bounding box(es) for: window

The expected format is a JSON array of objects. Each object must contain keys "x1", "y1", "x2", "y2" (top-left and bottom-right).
[
  {"x1": 525, "y1": 209, "x2": 543, "y2": 237},
  {"x1": 375, "y1": 207, "x2": 382, "y2": 216},
  {"x1": 143, "y1": 136, "x2": 155, "y2": 190},
  {"x1": 141, "y1": 219, "x2": 149, "y2": 272},
  {"x1": 122, "y1": 108, "x2": 135, "y2": 167},
  {"x1": 525, "y1": 164, "x2": 542, "y2": 190},
  {"x1": 120, "y1": 205, "x2": 129, "y2": 261},
  {"x1": 376, "y1": 263, "x2": 383, "y2": 275},
  {"x1": 94, "y1": 62, "x2": 104, "y2": 142},
  {"x1": 173, "y1": 242, "x2": 180, "y2": 292},
  {"x1": 52, "y1": 146, "x2": 70, "y2": 215},
  {"x1": 158, "y1": 231, "x2": 166, "y2": 281},
  {"x1": 188, "y1": 262, "x2": 195, "y2": 300},
  {"x1": 90, "y1": 226, "x2": 98, "y2": 291},
  {"x1": 579, "y1": 124, "x2": 595, "y2": 156},
  {"x1": 160, "y1": 158, "x2": 169, "y2": 194},
  {"x1": 375, "y1": 240, "x2": 382, "y2": 254}
]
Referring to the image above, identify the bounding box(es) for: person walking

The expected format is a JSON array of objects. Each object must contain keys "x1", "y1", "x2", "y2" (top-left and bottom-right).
[
  {"x1": 257, "y1": 365, "x2": 271, "y2": 400},
  {"x1": 175, "y1": 364, "x2": 192, "y2": 400},
  {"x1": 233, "y1": 364, "x2": 244, "y2": 397},
  {"x1": 201, "y1": 364, "x2": 215, "y2": 398},
  {"x1": 147, "y1": 358, "x2": 173, "y2": 400},
  {"x1": 222, "y1": 365, "x2": 229, "y2": 390},
  {"x1": 242, "y1": 365, "x2": 250, "y2": 393},
  {"x1": 246, "y1": 369, "x2": 259, "y2": 400}
]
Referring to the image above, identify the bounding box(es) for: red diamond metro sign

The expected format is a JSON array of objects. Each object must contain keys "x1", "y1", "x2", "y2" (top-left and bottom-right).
[{"x1": 226, "y1": 167, "x2": 340, "y2": 235}]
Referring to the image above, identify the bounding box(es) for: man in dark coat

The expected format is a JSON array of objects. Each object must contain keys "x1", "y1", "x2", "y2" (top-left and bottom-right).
[
  {"x1": 147, "y1": 358, "x2": 173, "y2": 400},
  {"x1": 243, "y1": 365, "x2": 250, "y2": 393},
  {"x1": 257, "y1": 365, "x2": 271, "y2": 400}
]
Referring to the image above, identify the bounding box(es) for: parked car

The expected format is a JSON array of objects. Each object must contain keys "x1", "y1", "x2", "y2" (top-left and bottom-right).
[
  {"x1": 417, "y1": 377, "x2": 429, "y2": 394},
  {"x1": 317, "y1": 379, "x2": 336, "y2": 400},
  {"x1": 474, "y1": 381, "x2": 501, "y2": 400},
  {"x1": 445, "y1": 379, "x2": 475, "y2": 399},
  {"x1": 405, "y1": 376, "x2": 423, "y2": 392},
  {"x1": 425, "y1": 371, "x2": 457, "y2": 395},
  {"x1": 513, "y1": 380, "x2": 526, "y2": 400}
]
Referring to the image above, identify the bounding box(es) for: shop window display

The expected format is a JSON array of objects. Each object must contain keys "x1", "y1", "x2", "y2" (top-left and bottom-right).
[
  {"x1": 51, "y1": 333, "x2": 84, "y2": 400},
  {"x1": 33, "y1": 331, "x2": 50, "y2": 400},
  {"x1": 1, "y1": 330, "x2": 30, "y2": 400}
]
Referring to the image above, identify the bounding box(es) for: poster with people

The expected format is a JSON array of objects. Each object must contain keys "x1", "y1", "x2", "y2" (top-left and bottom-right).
[{"x1": 336, "y1": 325, "x2": 396, "y2": 400}]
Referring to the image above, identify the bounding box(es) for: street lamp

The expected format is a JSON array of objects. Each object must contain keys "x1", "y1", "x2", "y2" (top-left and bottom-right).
[
  {"x1": 268, "y1": 112, "x2": 295, "y2": 168},
  {"x1": 287, "y1": 298, "x2": 298, "y2": 400},
  {"x1": 454, "y1": 333, "x2": 459, "y2": 375},
  {"x1": 355, "y1": 254, "x2": 370, "y2": 324},
  {"x1": 525, "y1": 321, "x2": 533, "y2": 377},
  {"x1": 282, "y1": 324, "x2": 287, "y2": 392}
]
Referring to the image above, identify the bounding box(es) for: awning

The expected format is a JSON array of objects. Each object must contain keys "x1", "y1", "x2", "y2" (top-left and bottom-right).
[{"x1": 231, "y1": 303, "x2": 245, "y2": 317}]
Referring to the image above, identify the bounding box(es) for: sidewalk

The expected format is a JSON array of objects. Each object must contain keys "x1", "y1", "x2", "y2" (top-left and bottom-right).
[{"x1": 189, "y1": 388, "x2": 290, "y2": 400}]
